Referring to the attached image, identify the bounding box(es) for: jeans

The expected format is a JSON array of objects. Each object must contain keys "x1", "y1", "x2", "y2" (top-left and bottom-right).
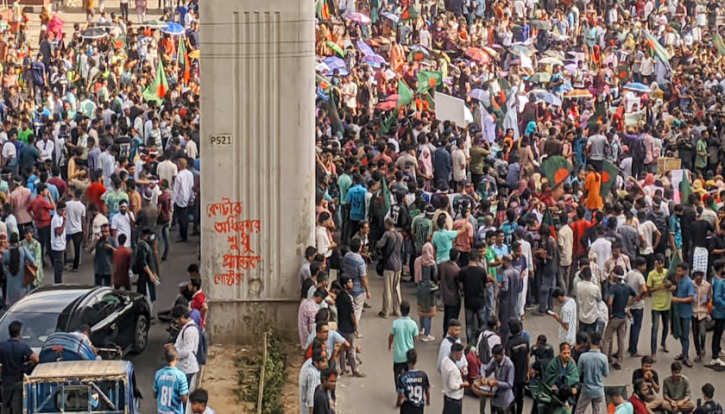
[
  {"x1": 651, "y1": 310, "x2": 670, "y2": 354},
  {"x1": 175, "y1": 204, "x2": 189, "y2": 241},
  {"x1": 628, "y1": 308, "x2": 644, "y2": 355},
  {"x1": 538, "y1": 276, "x2": 555, "y2": 313},
  {"x1": 680, "y1": 317, "x2": 691, "y2": 360},
  {"x1": 443, "y1": 303, "x2": 461, "y2": 335},
  {"x1": 51, "y1": 250, "x2": 64, "y2": 283},
  {"x1": 579, "y1": 321, "x2": 598, "y2": 336},
  {"x1": 159, "y1": 223, "x2": 170, "y2": 260},
  {"x1": 95, "y1": 274, "x2": 111, "y2": 286},
  {"x1": 37, "y1": 225, "x2": 51, "y2": 263},
  {"x1": 465, "y1": 307, "x2": 486, "y2": 344},
  {"x1": 442, "y1": 396, "x2": 462, "y2": 414},
  {"x1": 1, "y1": 382, "x2": 23, "y2": 414},
  {"x1": 513, "y1": 383, "x2": 526, "y2": 414},
  {"x1": 67, "y1": 232, "x2": 83, "y2": 269},
  {"x1": 120, "y1": 2, "x2": 129, "y2": 20},
  {"x1": 713, "y1": 318, "x2": 725, "y2": 358},
  {"x1": 420, "y1": 316, "x2": 432, "y2": 336},
  {"x1": 692, "y1": 317, "x2": 708, "y2": 356}
]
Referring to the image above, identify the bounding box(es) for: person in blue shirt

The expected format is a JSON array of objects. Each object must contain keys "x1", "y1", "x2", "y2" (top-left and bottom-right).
[
  {"x1": 709, "y1": 261, "x2": 725, "y2": 367},
  {"x1": 671, "y1": 263, "x2": 695, "y2": 367},
  {"x1": 154, "y1": 345, "x2": 190, "y2": 414},
  {"x1": 0, "y1": 321, "x2": 40, "y2": 414},
  {"x1": 345, "y1": 175, "x2": 368, "y2": 233}
]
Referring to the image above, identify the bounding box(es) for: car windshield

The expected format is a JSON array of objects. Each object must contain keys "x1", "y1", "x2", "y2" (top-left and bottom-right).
[{"x1": 0, "y1": 312, "x2": 62, "y2": 348}]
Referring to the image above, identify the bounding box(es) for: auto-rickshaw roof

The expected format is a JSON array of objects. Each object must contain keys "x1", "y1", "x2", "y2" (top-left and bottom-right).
[{"x1": 26, "y1": 360, "x2": 133, "y2": 381}]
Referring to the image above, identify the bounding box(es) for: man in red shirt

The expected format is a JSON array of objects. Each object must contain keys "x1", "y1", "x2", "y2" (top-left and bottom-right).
[
  {"x1": 28, "y1": 183, "x2": 55, "y2": 262},
  {"x1": 188, "y1": 275, "x2": 207, "y2": 329},
  {"x1": 630, "y1": 379, "x2": 650, "y2": 414},
  {"x1": 87, "y1": 171, "x2": 106, "y2": 213}
]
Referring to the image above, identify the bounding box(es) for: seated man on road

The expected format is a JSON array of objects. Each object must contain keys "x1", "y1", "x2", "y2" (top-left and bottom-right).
[{"x1": 662, "y1": 362, "x2": 695, "y2": 413}]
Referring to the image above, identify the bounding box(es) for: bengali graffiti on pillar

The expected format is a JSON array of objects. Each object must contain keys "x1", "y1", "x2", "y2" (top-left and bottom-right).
[{"x1": 208, "y1": 199, "x2": 262, "y2": 286}]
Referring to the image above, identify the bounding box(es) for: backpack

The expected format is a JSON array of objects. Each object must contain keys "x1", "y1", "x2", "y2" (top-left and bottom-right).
[
  {"x1": 181, "y1": 323, "x2": 208, "y2": 365},
  {"x1": 131, "y1": 240, "x2": 149, "y2": 274},
  {"x1": 477, "y1": 331, "x2": 496, "y2": 365}
]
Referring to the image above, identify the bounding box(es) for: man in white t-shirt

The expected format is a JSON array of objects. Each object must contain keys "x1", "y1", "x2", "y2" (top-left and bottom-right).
[
  {"x1": 51, "y1": 201, "x2": 67, "y2": 284},
  {"x1": 65, "y1": 189, "x2": 87, "y2": 271},
  {"x1": 111, "y1": 200, "x2": 135, "y2": 248},
  {"x1": 157, "y1": 157, "x2": 178, "y2": 189}
]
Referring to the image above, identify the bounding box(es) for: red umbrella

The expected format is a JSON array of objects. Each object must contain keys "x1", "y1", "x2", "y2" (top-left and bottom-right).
[
  {"x1": 465, "y1": 47, "x2": 490, "y2": 64},
  {"x1": 384, "y1": 94, "x2": 400, "y2": 102},
  {"x1": 376, "y1": 100, "x2": 398, "y2": 111}
]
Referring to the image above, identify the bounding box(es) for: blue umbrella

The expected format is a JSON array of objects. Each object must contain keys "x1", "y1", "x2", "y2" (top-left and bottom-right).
[
  {"x1": 623, "y1": 82, "x2": 651, "y2": 93},
  {"x1": 363, "y1": 54, "x2": 386, "y2": 65},
  {"x1": 323, "y1": 56, "x2": 346, "y2": 71},
  {"x1": 356, "y1": 40, "x2": 374, "y2": 56},
  {"x1": 326, "y1": 68, "x2": 349, "y2": 77},
  {"x1": 162, "y1": 22, "x2": 185, "y2": 36},
  {"x1": 531, "y1": 90, "x2": 562, "y2": 106},
  {"x1": 380, "y1": 11, "x2": 399, "y2": 23}
]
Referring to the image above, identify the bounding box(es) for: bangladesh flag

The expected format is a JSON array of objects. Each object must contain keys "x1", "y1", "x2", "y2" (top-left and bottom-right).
[
  {"x1": 177, "y1": 39, "x2": 190, "y2": 84},
  {"x1": 401, "y1": 5, "x2": 417, "y2": 21},
  {"x1": 600, "y1": 161, "x2": 619, "y2": 197},
  {"x1": 315, "y1": 0, "x2": 330, "y2": 20},
  {"x1": 143, "y1": 61, "x2": 169, "y2": 104},
  {"x1": 397, "y1": 80, "x2": 414, "y2": 109},
  {"x1": 617, "y1": 64, "x2": 631, "y2": 83},
  {"x1": 714, "y1": 32, "x2": 725, "y2": 56},
  {"x1": 541, "y1": 155, "x2": 573, "y2": 187},
  {"x1": 417, "y1": 71, "x2": 442, "y2": 94},
  {"x1": 381, "y1": 176, "x2": 391, "y2": 214},
  {"x1": 681, "y1": 171, "x2": 693, "y2": 205}
]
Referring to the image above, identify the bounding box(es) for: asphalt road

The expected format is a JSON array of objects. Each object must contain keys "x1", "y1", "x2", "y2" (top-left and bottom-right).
[
  {"x1": 338, "y1": 271, "x2": 725, "y2": 414},
  {"x1": 38, "y1": 233, "x2": 200, "y2": 413}
]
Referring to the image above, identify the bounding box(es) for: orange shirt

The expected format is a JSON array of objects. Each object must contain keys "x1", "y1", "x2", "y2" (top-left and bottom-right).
[{"x1": 585, "y1": 171, "x2": 603, "y2": 210}]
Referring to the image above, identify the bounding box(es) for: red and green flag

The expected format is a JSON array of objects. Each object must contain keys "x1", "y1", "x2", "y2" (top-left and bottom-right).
[
  {"x1": 177, "y1": 39, "x2": 190, "y2": 84},
  {"x1": 397, "y1": 80, "x2": 414, "y2": 109},
  {"x1": 316, "y1": 0, "x2": 331, "y2": 20},
  {"x1": 416, "y1": 70, "x2": 442, "y2": 94},
  {"x1": 143, "y1": 61, "x2": 169, "y2": 104},
  {"x1": 600, "y1": 161, "x2": 619, "y2": 197},
  {"x1": 541, "y1": 155, "x2": 573, "y2": 187},
  {"x1": 617, "y1": 64, "x2": 631, "y2": 83}
]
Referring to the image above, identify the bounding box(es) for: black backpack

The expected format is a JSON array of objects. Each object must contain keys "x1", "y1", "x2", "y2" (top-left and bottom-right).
[
  {"x1": 477, "y1": 331, "x2": 496, "y2": 365},
  {"x1": 180, "y1": 323, "x2": 208, "y2": 365}
]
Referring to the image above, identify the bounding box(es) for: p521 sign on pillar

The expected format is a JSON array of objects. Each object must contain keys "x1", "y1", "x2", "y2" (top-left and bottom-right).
[{"x1": 210, "y1": 134, "x2": 232, "y2": 146}]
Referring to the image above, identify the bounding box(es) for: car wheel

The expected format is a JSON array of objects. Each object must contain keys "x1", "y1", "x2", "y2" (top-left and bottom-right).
[{"x1": 133, "y1": 315, "x2": 149, "y2": 354}]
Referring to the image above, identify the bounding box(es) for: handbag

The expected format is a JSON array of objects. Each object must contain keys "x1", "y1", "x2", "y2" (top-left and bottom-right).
[{"x1": 23, "y1": 261, "x2": 38, "y2": 287}]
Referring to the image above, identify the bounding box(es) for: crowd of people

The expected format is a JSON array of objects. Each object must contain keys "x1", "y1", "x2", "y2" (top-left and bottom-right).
[
  {"x1": 300, "y1": 0, "x2": 725, "y2": 411},
  {"x1": 0, "y1": 0, "x2": 214, "y2": 413}
]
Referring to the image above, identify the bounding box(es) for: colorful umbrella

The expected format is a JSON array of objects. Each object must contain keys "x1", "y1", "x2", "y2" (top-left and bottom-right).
[
  {"x1": 481, "y1": 46, "x2": 499, "y2": 59},
  {"x1": 323, "y1": 56, "x2": 346, "y2": 71},
  {"x1": 526, "y1": 72, "x2": 551, "y2": 83},
  {"x1": 539, "y1": 57, "x2": 563, "y2": 66},
  {"x1": 468, "y1": 89, "x2": 488, "y2": 101},
  {"x1": 530, "y1": 89, "x2": 562, "y2": 106},
  {"x1": 465, "y1": 47, "x2": 490, "y2": 64},
  {"x1": 326, "y1": 41, "x2": 345, "y2": 57},
  {"x1": 347, "y1": 12, "x2": 371, "y2": 25},
  {"x1": 376, "y1": 100, "x2": 398, "y2": 111},
  {"x1": 565, "y1": 89, "x2": 593, "y2": 99},
  {"x1": 380, "y1": 11, "x2": 399, "y2": 23},
  {"x1": 356, "y1": 40, "x2": 374, "y2": 56},
  {"x1": 623, "y1": 82, "x2": 651, "y2": 93},
  {"x1": 529, "y1": 20, "x2": 551, "y2": 30},
  {"x1": 139, "y1": 20, "x2": 167, "y2": 28},
  {"x1": 363, "y1": 54, "x2": 386, "y2": 65},
  {"x1": 162, "y1": 22, "x2": 185, "y2": 36},
  {"x1": 80, "y1": 28, "x2": 108, "y2": 40},
  {"x1": 510, "y1": 45, "x2": 534, "y2": 57}
]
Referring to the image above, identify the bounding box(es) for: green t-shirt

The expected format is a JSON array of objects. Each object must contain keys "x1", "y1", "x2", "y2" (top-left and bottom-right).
[
  {"x1": 696, "y1": 139, "x2": 707, "y2": 169},
  {"x1": 485, "y1": 246, "x2": 498, "y2": 281},
  {"x1": 432, "y1": 229, "x2": 458, "y2": 264},
  {"x1": 647, "y1": 268, "x2": 671, "y2": 311},
  {"x1": 391, "y1": 316, "x2": 419, "y2": 363}
]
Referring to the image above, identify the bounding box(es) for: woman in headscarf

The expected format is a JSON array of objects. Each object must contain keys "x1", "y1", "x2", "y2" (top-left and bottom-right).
[
  {"x1": 20, "y1": 228, "x2": 42, "y2": 287},
  {"x1": 415, "y1": 241, "x2": 437, "y2": 342},
  {"x1": 2, "y1": 232, "x2": 35, "y2": 306}
]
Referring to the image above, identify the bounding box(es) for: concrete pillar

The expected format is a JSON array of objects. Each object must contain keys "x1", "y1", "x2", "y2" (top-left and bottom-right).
[{"x1": 200, "y1": 0, "x2": 314, "y2": 342}]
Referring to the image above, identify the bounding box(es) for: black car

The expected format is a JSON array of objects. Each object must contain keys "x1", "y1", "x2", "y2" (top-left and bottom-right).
[{"x1": 0, "y1": 285, "x2": 150, "y2": 355}]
